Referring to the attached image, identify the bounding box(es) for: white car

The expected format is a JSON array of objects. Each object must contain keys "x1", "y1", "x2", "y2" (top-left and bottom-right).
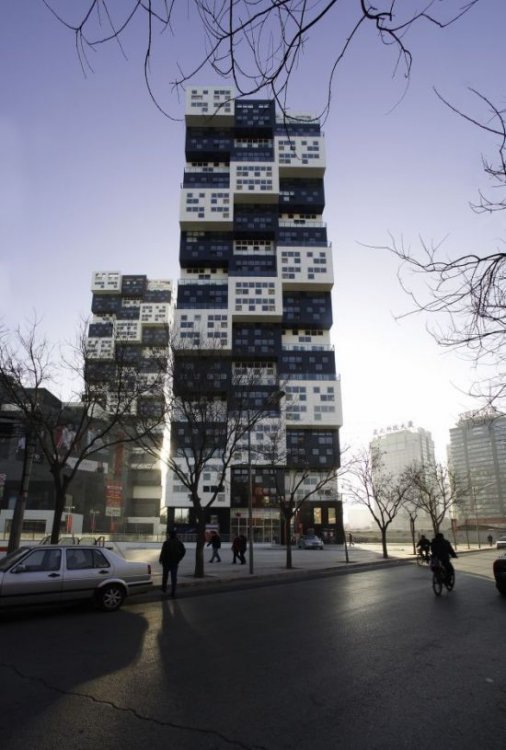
[
  {"x1": 496, "y1": 536, "x2": 506, "y2": 550},
  {"x1": 297, "y1": 534, "x2": 324, "y2": 550},
  {"x1": 0, "y1": 545, "x2": 152, "y2": 612}
]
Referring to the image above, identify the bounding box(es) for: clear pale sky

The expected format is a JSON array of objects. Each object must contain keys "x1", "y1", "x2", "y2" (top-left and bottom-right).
[{"x1": 2, "y1": 1, "x2": 505, "y2": 460}]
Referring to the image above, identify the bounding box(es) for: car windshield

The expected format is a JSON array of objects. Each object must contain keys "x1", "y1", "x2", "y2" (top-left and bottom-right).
[{"x1": 0, "y1": 547, "x2": 31, "y2": 571}]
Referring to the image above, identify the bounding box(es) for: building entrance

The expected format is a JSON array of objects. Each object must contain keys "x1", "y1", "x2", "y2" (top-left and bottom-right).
[{"x1": 230, "y1": 509, "x2": 280, "y2": 543}]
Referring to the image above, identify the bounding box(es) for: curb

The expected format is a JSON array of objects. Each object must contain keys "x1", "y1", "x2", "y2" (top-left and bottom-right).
[{"x1": 133, "y1": 556, "x2": 414, "y2": 604}]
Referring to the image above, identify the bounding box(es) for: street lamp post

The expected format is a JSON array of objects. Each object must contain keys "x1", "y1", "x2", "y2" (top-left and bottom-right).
[
  {"x1": 247, "y1": 415, "x2": 254, "y2": 575},
  {"x1": 90, "y1": 508, "x2": 100, "y2": 534}
]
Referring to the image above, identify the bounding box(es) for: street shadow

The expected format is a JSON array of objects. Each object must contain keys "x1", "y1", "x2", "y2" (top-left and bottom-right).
[{"x1": 0, "y1": 603, "x2": 149, "y2": 744}]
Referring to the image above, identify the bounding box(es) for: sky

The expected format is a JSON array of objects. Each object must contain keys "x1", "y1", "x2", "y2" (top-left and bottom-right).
[{"x1": 2, "y1": 1, "x2": 506, "y2": 466}]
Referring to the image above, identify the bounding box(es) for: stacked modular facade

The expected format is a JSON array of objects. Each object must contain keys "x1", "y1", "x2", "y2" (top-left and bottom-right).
[
  {"x1": 86, "y1": 272, "x2": 172, "y2": 533},
  {"x1": 167, "y1": 87, "x2": 342, "y2": 542}
]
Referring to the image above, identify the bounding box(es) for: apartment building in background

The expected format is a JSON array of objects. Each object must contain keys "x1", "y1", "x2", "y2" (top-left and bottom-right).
[
  {"x1": 85, "y1": 272, "x2": 173, "y2": 534},
  {"x1": 370, "y1": 423, "x2": 436, "y2": 531},
  {"x1": 166, "y1": 86, "x2": 343, "y2": 542},
  {"x1": 449, "y1": 407, "x2": 506, "y2": 528}
]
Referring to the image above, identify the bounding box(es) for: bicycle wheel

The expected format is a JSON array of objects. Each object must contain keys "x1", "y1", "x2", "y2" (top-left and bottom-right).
[
  {"x1": 432, "y1": 572, "x2": 443, "y2": 596},
  {"x1": 445, "y1": 571, "x2": 455, "y2": 591},
  {"x1": 416, "y1": 553, "x2": 423, "y2": 567}
]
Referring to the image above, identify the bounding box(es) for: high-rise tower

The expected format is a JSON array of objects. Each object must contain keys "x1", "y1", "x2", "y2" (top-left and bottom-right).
[{"x1": 166, "y1": 87, "x2": 342, "y2": 542}]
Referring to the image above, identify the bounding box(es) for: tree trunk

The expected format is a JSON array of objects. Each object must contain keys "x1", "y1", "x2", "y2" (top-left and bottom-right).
[
  {"x1": 194, "y1": 513, "x2": 206, "y2": 578},
  {"x1": 381, "y1": 527, "x2": 388, "y2": 559},
  {"x1": 410, "y1": 517, "x2": 416, "y2": 555},
  {"x1": 8, "y1": 432, "x2": 36, "y2": 553},
  {"x1": 50, "y1": 485, "x2": 66, "y2": 543},
  {"x1": 285, "y1": 514, "x2": 293, "y2": 569}
]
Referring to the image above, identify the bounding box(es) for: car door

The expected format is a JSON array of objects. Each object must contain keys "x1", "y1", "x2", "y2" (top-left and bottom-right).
[
  {"x1": 63, "y1": 547, "x2": 113, "y2": 599},
  {"x1": 0, "y1": 548, "x2": 63, "y2": 607}
]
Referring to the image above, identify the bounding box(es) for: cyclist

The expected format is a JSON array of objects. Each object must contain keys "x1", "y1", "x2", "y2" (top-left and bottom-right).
[
  {"x1": 430, "y1": 532, "x2": 457, "y2": 581},
  {"x1": 416, "y1": 534, "x2": 431, "y2": 562}
]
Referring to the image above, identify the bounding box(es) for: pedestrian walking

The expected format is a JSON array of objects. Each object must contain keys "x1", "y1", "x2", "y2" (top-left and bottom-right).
[
  {"x1": 207, "y1": 531, "x2": 222, "y2": 562},
  {"x1": 348, "y1": 532, "x2": 354, "y2": 546},
  {"x1": 159, "y1": 529, "x2": 186, "y2": 598},
  {"x1": 488, "y1": 534, "x2": 494, "y2": 547},
  {"x1": 238, "y1": 533, "x2": 247, "y2": 565},
  {"x1": 231, "y1": 536, "x2": 241, "y2": 563}
]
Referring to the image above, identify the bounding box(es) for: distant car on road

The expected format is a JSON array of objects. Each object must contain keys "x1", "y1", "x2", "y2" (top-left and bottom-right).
[
  {"x1": 0, "y1": 545, "x2": 152, "y2": 612},
  {"x1": 297, "y1": 534, "x2": 324, "y2": 550},
  {"x1": 496, "y1": 536, "x2": 506, "y2": 550},
  {"x1": 493, "y1": 554, "x2": 506, "y2": 595}
]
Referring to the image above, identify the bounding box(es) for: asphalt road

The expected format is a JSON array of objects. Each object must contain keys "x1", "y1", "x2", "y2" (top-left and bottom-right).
[{"x1": 0, "y1": 551, "x2": 503, "y2": 750}]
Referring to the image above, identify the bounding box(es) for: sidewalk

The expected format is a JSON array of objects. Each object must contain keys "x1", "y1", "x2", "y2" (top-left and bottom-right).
[{"x1": 121, "y1": 541, "x2": 487, "y2": 600}]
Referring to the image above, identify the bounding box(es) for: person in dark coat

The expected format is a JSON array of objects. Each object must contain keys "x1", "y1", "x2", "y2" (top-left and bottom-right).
[
  {"x1": 238, "y1": 534, "x2": 247, "y2": 565},
  {"x1": 430, "y1": 532, "x2": 457, "y2": 578},
  {"x1": 207, "y1": 531, "x2": 222, "y2": 562},
  {"x1": 159, "y1": 530, "x2": 186, "y2": 597},
  {"x1": 231, "y1": 536, "x2": 241, "y2": 564}
]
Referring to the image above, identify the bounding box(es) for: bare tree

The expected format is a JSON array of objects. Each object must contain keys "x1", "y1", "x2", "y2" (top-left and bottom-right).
[
  {"x1": 386, "y1": 89, "x2": 506, "y2": 407},
  {"x1": 43, "y1": 1, "x2": 480, "y2": 118},
  {"x1": 343, "y1": 446, "x2": 411, "y2": 558},
  {"x1": 0, "y1": 319, "x2": 167, "y2": 548},
  {"x1": 402, "y1": 461, "x2": 461, "y2": 535}
]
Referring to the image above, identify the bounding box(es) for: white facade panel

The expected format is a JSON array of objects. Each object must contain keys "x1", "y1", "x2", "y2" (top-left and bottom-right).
[
  {"x1": 114, "y1": 320, "x2": 142, "y2": 342},
  {"x1": 275, "y1": 135, "x2": 326, "y2": 176},
  {"x1": 86, "y1": 337, "x2": 115, "y2": 360},
  {"x1": 285, "y1": 379, "x2": 342, "y2": 427},
  {"x1": 174, "y1": 309, "x2": 232, "y2": 350},
  {"x1": 282, "y1": 330, "x2": 332, "y2": 349},
  {"x1": 132, "y1": 485, "x2": 161, "y2": 500},
  {"x1": 230, "y1": 161, "x2": 278, "y2": 203},
  {"x1": 180, "y1": 188, "x2": 233, "y2": 230},
  {"x1": 230, "y1": 277, "x2": 282, "y2": 321},
  {"x1": 185, "y1": 86, "x2": 235, "y2": 124},
  {"x1": 91, "y1": 271, "x2": 121, "y2": 293},
  {"x1": 140, "y1": 303, "x2": 171, "y2": 325},
  {"x1": 280, "y1": 245, "x2": 333, "y2": 290}
]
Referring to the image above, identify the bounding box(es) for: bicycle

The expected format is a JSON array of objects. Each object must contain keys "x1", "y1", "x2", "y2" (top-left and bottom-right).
[
  {"x1": 416, "y1": 550, "x2": 431, "y2": 567},
  {"x1": 431, "y1": 558, "x2": 455, "y2": 596}
]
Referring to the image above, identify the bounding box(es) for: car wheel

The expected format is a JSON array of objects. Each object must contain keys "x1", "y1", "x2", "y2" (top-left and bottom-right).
[{"x1": 97, "y1": 583, "x2": 126, "y2": 611}]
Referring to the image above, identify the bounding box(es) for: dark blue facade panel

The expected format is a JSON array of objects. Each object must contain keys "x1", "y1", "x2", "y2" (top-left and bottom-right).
[
  {"x1": 179, "y1": 232, "x2": 233, "y2": 268},
  {"x1": 185, "y1": 128, "x2": 233, "y2": 161},
  {"x1": 117, "y1": 307, "x2": 140, "y2": 321},
  {"x1": 173, "y1": 357, "x2": 231, "y2": 395},
  {"x1": 115, "y1": 345, "x2": 142, "y2": 364},
  {"x1": 183, "y1": 172, "x2": 230, "y2": 188},
  {"x1": 287, "y1": 429, "x2": 340, "y2": 469},
  {"x1": 84, "y1": 361, "x2": 116, "y2": 382},
  {"x1": 277, "y1": 225, "x2": 328, "y2": 246},
  {"x1": 279, "y1": 350, "x2": 336, "y2": 377},
  {"x1": 234, "y1": 99, "x2": 275, "y2": 134},
  {"x1": 230, "y1": 146, "x2": 274, "y2": 162},
  {"x1": 234, "y1": 206, "x2": 278, "y2": 238},
  {"x1": 177, "y1": 283, "x2": 228, "y2": 309},
  {"x1": 144, "y1": 289, "x2": 172, "y2": 303},
  {"x1": 230, "y1": 466, "x2": 284, "y2": 507},
  {"x1": 230, "y1": 385, "x2": 283, "y2": 415},
  {"x1": 229, "y1": 254, "x2": 277, "y2": 276},
  {"x1": 232, "y1": 323, "x2": 282, "y2": 356},
  {"x1": 279, "y1": 178, "x2": 325, "y2": 213},
  {"x1": 121, "y1": 275, "x2": 147, "y2": 296},
  {"x1": 283, "y1": 292, "x2": 333, "y2": 329},
  {"x1": 88, "y1": 322, "x2": 114, "y2": 338},
  {"x1": 142, "y1": 327, "x2": 169, "y2": 346},
  {"x1": 91, "y1": 295, "x2": 122, "y2": 315},
  {"x1": 274, "y1": 121, "x2": 321, "y2": 136}
]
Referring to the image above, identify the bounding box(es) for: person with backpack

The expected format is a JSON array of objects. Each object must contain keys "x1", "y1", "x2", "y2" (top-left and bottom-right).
[
  {"x1": 159, "y1": 529, "x2": 186, "y2": 597},
  {"x1": 207, "y1": 531, "x2": 222, "y2": 562}
]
